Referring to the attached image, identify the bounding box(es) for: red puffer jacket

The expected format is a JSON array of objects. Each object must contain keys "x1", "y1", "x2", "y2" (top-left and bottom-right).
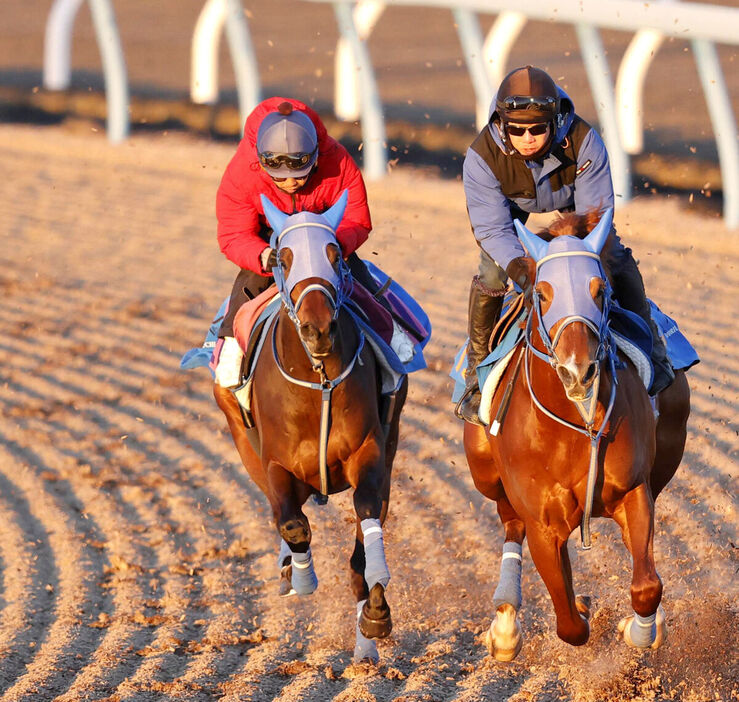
[{"x1": 216, "y1": 97, "x2": 372, "y2": 276}]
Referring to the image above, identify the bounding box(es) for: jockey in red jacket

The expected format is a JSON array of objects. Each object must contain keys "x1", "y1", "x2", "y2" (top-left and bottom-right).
[{"x1": 214, "y1": 97, "x2": 378, "y2": 387}]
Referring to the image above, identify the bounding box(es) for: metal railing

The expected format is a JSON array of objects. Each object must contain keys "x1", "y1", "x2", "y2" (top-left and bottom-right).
[{"x1": 42, "y1": 0, "x2": 739, "y2": 227}]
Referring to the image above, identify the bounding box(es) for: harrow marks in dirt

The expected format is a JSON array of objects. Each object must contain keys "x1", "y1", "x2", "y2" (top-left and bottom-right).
[{"x1": 0, "y1": 125, "x2": 735, "y2": 701}]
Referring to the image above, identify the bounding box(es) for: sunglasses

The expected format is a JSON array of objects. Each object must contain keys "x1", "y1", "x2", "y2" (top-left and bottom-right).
[
  {"x1": 258, "y1": 147, "x2": 317, "y2": 171},
  {"x1": 506, "y1": 123, "x2": 550, "y2": 137},
  {"x1": 502, "y1": 95, "x2": 557, "y2": 111}
]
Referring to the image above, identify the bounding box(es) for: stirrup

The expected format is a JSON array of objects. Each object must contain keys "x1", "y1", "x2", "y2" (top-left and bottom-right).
[{"x1": 454, "y1": 385, "x2": 485, "y2": 426}]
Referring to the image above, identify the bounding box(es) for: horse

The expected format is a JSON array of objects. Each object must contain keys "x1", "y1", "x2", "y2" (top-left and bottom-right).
[
  {"x1": 214, "y1": 191, "x2": 407, "y2": 664},
  {"x1": 463, "y1": 208, "x2": 691, "y2": 660}
]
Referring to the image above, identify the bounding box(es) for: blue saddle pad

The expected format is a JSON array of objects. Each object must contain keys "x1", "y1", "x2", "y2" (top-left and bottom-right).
[{"x1": 649, "y1": 300, "x2": 699, "y2": 370}]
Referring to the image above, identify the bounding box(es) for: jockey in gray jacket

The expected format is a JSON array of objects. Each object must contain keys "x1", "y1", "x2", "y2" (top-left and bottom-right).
[{"x1": 455, "y1": 65, "x2": 674, "y2": 426}]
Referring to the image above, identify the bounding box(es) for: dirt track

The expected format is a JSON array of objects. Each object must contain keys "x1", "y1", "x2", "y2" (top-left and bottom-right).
[{"x1": 0, "y1": 123, "x2": 736, "y2": 701}]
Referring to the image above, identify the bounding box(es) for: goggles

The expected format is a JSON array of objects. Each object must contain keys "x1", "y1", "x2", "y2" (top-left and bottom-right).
[
  {"x1": 506, "y1": 123, "x2": 550, "y2": 137},
  {"x1": 502, "y1": 95, "x2": 557, "y2": 112},
  {"x1": 258, "y1": 147, "x2": 318, "y2": 171}
]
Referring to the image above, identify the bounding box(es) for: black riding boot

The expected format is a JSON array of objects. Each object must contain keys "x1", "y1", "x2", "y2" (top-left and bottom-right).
[
  {"x1": 612, "y1": 252, "x2": 674, "y2": 396},
  {"x1": 454, "y1": 279, "x2": 505, "y2": 425}
]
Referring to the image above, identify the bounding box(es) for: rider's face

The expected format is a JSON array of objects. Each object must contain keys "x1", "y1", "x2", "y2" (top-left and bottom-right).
[
  {"x1": 271, "y1": 174, "x2": 310, "y2": 194},
  {"x1": 507, "y1": 122, "x2": 551, "y2": 157}
]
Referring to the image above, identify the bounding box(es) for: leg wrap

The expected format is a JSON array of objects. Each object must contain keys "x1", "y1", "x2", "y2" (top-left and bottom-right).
[
  {"x1": 353, "y1": 599, "x2": 379, "y2": 663},
  {"x1": 278, "y1": 539, "x2": 292, "y2": 569},
  {"x1": 289, "y1": 547, "x2": 318, "y2": 595},
  {"x1": 629, "y1": 611, "x2": 657, "y2": 648},
  {"x1": 361, "y1": 518, "x2": 390, "y2": 591},
  {"x1": 493, "y1": 542, "x2": 523, "y2": 612}
]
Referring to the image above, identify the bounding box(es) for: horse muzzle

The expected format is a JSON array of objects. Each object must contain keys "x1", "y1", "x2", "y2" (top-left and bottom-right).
[
  {"x1": 299, "y1": 320, "x2": 337, "y2": 357},
  {"x1": 555, "y1": 360, "x2": 599, "y2": 402}
]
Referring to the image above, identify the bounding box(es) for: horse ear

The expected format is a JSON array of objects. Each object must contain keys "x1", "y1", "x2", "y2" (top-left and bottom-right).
[
  {"x1": 321, "y1": 189, "x2": 349, "y2": 232},
  {"x1": 260, "y1": 194, "x2": 289, "y2": 233},
  {"x1": 583, "y1": 208, "x2": 613, "y2": 255},
  {"x1": 514, "y1": 219, "x2": 548, "y2": 262}
]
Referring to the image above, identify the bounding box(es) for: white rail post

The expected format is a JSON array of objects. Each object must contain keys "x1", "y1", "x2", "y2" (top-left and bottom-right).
[
  {"x1": 576, "y1": 23, "x2": 631, "y2": 202},
  {"x1": 191, "y1": 0, "x2": 227, "y2": 105},
  {"x1": 335, "y1": 0, "x2": 385, "y2": 121},
  {"x1": 43, "y1": 0, "x2": 85, "y2": 91},
  {"x1": 452, "y1": 8, "x2": 492, "y2": 131},
  {"x1": 87, "y1": 0, "x2": 129, "y2": 143},
  {"x1": 482, "y1": 11, "x2": 527, "y2": 111},
  {"x1": 224, "y1": 0, "x2": 261, "y2": 133},
  {"x1": 692, "y1": 39, "x2": 739, "y2": 229},
  {"x1": 333, "y1": 1, "x2": 387, "y2": 180},
  {"x1": 616, "y1": 29, "x2": 665, "y2": 154}
]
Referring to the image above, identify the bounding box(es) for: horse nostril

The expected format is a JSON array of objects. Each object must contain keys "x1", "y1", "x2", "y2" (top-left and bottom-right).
[
  {"x1": 300, "y1": 323, "x2": 318, "y2": 341},
  {"x1": 556, "y1": 366, "x2": 574, "y2": 386},
  {"x1": 583, "y1": 362, "x2": 598, "y2": 385}
]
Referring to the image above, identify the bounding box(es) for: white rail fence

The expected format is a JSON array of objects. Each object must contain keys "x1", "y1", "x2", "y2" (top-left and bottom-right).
[{"x1": 42, "y1": 0, "x2": 739, "y2": 227}]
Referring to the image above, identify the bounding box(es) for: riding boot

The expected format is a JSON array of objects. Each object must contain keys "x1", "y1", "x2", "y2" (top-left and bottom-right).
[
  {"x1": 611, "y1": 252, "x2": 674, "y2": 396},
  {"x1": 454, "y1": 279, "x2": 505, "y2": 425}
]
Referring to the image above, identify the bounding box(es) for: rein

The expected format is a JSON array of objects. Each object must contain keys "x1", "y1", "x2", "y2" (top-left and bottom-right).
[
  {"x1": 524, "y1": 250, "x2": 617, "y2": 550},
  {"x1": 271, "y1": 230, "x2": 362, "y2": 499}
]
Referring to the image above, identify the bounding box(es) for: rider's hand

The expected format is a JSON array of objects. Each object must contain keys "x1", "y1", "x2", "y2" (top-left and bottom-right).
[
  {"x1": 260, "y1": 247, "x2": 278, "y2": 273},
  {"x1": 506, "y1": 256, "x2": 535, "y2": 297}
]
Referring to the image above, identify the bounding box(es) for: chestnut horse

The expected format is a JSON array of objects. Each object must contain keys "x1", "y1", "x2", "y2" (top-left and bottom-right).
[
  {"x1": 464, "y1": 209, "x2": 691, "y2": 660},
  {"x1": 214, "y1": 192, "x2": 407, "y2": 664}
]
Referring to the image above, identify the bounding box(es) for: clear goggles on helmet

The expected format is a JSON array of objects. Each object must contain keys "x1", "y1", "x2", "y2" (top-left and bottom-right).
[
  {"x1": 502, "y1": 95, "x2": 557, "y2": 112},
  {"x1": 258, "y1": 147, "x2": 318, "y2": 171}
]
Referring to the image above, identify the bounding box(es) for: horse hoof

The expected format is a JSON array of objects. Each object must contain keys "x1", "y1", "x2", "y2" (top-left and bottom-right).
[
  {"x1": 279, "y1": 519, "x2": 311, "y2": 545},
  {"x1": 575, "y1": 595, "x2": 592, "y2": 620},
  {"x1": 359, "y1": 584, "x2": 392, "y2": 639},
  {"x1": 618, "y1": 605, "x2": 667, "y2": 649},
  {"x1": 484, "y1": 603, "x2": 523, "y2": 662},
  {"x1": 279, "y1": 565, "x2": 296, "y2": 597}
]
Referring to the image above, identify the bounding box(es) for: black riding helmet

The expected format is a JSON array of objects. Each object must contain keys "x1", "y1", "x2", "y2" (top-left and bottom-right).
[
  {"x1": 494, "y1": 66, "x2": 560, "y2": 159},
  {"x1": 496, "y1": 66, "x2": 560, "y2": 125}
]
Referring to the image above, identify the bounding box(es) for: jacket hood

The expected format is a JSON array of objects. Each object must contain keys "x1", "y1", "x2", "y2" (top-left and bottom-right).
[
  {"x1": 242, "y1": 97, "x2": 333, "y2": 176},
  {"x1": 487, "y1": 85, "x2": 575, "y2": 156}
]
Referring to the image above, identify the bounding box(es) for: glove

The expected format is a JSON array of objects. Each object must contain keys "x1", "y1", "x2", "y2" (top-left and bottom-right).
[
  {"x1": 259, "y1": 247, "x2": 278, "y2": 273},
  {"x1": 506, "y1": 256, "x2": 535, "y2": 296}
]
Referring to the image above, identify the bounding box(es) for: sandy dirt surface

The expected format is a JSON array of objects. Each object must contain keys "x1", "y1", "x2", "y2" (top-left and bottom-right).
[{"x1": 0, "y1": 122, "x2": 736, "y2": 701}]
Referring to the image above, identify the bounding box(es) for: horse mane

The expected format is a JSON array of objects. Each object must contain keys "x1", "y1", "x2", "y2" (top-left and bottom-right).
[{"x1": 537, "y1": 209, "x2": 615, "y2": 276}]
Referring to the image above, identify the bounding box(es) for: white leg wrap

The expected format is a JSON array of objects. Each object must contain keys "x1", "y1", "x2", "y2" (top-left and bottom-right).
[
  {"x1": 278, "y1": 539, "x2": 292, "y2": 569},
  {"x1": 361, "y1": 518, "x2": 390, "y2": 590},
  {"x1": 629, "y1": 611, "x2": 657, "y2": 648},
  {"x1": 289, "y1": 547, "x2": 318, "y2": 595},
  {"x1": 493, "y1": 542, "x2": 522, "y2": 611},
  {"x1": 354, "y1": 599, "x2": 379, "y2": 663}
]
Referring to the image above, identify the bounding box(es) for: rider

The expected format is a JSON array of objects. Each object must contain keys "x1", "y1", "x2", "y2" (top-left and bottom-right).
[
  {"x1": 215, "y1": 96, "x2": 380, "y2": 387},
  {"x1": 455, "y1": 65, "x2": 674, "y2": 425}
]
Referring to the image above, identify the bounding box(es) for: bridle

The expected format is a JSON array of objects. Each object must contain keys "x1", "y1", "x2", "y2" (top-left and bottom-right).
[
  {"x1": 523, "y1": 245, "x2": 618, "y2": 550},
  {"x1": 269, "y1": 220, "x2": 365, "y2": 498}
]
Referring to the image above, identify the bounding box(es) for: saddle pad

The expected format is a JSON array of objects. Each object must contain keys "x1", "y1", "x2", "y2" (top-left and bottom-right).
[
  {"x1": 234, "y1": 285, "x2": 281, "y2": 353},
  {"x1": 649, "y1": 300, "x2": 700, "y2": 371}
]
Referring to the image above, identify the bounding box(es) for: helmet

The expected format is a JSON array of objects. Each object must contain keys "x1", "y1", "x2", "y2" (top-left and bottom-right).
[
  {"x1": 256, "y1": 102, "x2": 318, "y2": 178},
  {"x1": 495, "y1": 66, "x2": 559, "y2": 125}
]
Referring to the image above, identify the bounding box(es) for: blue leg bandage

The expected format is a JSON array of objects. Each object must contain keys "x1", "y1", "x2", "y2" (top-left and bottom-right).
[
  {"x1": 629, "y1": 611, "x2": 657, "y2": 648},
  {"x1": 278, "y1": 539, "x2": 292, "y2": 569},
  {"x1": 290, "y1": 547, "x2": 318, "y2": 595},
  {"x1": 493, "y1": 542, "x2": 522, "y2": 612},
  {"x1": 353, "y1": 599, "x2": 379, "y2": 663},
  {"x1": 361, "y1": 518, "x2": 390, "y2": 591}
]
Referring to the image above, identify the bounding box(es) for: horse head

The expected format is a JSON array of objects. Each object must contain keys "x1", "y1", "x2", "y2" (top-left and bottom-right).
[
  {"x1": 515, "y1": 209, "x2": 613, "y2": 402},
  {"x1": 261, "y1": 191, "x2": 351, "y2": 358}
]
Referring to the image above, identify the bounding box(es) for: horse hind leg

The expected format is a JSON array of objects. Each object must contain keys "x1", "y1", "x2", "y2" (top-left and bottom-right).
[{"x1": 613, "y1": 483, "x2": 667, "y2": 649}]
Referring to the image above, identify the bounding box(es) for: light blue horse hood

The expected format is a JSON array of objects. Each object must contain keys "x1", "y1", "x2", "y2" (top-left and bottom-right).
[{"x1": 486, "y1": 86, "x2": 575, "y2": 154}]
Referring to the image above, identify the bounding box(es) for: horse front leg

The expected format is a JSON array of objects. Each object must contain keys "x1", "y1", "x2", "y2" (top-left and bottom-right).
[
  {"x1": 613, "y1": 483, "x2": 667, "y2": 649},
  {"x1": 348, "y1": 435, "x2": 392, "y2": 654},
  {"x1": 486, "y1": 497, "x2": 526, "y2": 662},
  {"x1": 267, "y1": 461, "x2": 318, "y2": 596},
  {"x1": 526, "y1": 522, "x2": 590, "y2": 646}
]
